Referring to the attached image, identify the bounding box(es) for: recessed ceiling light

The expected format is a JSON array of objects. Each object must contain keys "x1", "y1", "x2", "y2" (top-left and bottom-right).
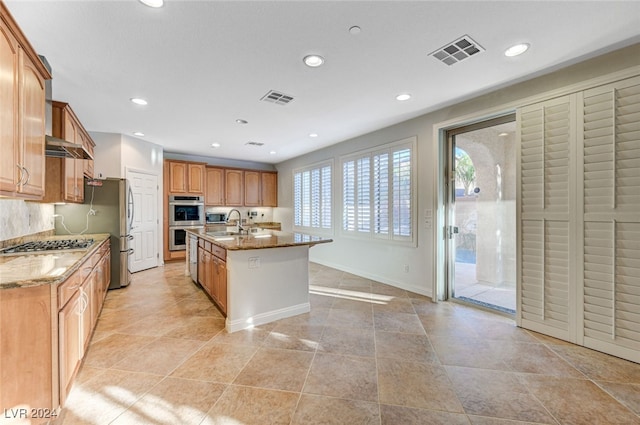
[
  {"x1": 349, "y1": 26, "x2": 361, "y2": 35},
  {"x1": 236, "y1": 119, "x2": 248, "y2": 124},
  {"x1": 505, "y1": 43, "x2": 530, "y2": 57},
  {"x1": 309, "y1": 133, "x2": 318, "y2": 138},
  {"x1": 130, "y1": 98, "x2": 148, "y2": 105},
  {"x1": 139, "y1": 0, "x2": 164, "y2": 8},
  {"x1": 498, "y1": 132, "x2": 509, "y2": 137},
  {"x1": 270, "y1": 151, "x2": 277, "y2": 155},
  {"x1": 303, "y1": 55, "x2": 325, "y2": 67},
  {"x1": 396, "y1": 93, "x2": 411, "y2": 101},
  {"x1": 211, "y1": 143, "x2": 221, "y2": 148},
  {"x1": 133, "y1": 132, "x2": 145, "y2": 137}
]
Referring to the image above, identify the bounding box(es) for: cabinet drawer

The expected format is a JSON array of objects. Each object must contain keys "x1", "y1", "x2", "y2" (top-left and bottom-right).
[
  {"x1": 58, "y1": 269, "x2": 82, "y2": 309},
  {"x1": 204, "y1": 240, "x2": 212, "y2": 252},
  {"x1": 210, "y1": 244, "x2": 226, "y2": 261},
  {"x1": 198, "y1": 238, "x2": 205, "y2": 249}
]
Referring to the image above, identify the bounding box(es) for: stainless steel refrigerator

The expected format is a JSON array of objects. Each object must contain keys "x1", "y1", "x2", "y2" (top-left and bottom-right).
[{"x1": 55, "y1": 178, "x2": 134, "y2": 289}]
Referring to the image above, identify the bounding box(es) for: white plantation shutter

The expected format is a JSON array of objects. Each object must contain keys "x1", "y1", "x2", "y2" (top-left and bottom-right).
[
  {"x1": 579, "y1": 76, "x2": 640, "y2": 362},
  {"x1": 294, "y1": 162, "x2": 332, "y2": 233},
  {"x1": 517, "y1": 94, "x2": 577, "y2": 342},
  {"x1": 341, "y1": 138, "x2": 415, "y2": 242}
]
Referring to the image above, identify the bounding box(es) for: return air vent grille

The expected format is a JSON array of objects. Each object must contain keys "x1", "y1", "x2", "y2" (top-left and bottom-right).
[
  {"x1": 261, "y1": 90, "x2": 294, "y2": 105},
  {"x1": 429, "y1": 35, "x2": 484, "y2": 66},
  {"x1": 245, "y1": 141, "x2": 264, "y2": 146}
]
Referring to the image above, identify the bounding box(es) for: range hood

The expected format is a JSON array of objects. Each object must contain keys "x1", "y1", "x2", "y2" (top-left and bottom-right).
[{"x1": 41, "y1": 55, "x2": 93, "y2": 160}]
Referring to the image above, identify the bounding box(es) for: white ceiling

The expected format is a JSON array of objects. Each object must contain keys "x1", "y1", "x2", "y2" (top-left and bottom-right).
[{"x1": 6, "y1": 1, "x2": 640, "y2": 164}]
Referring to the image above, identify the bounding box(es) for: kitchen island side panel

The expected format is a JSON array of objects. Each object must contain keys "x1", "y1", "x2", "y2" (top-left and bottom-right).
[{"x1": 226, "y1": 245, "x2": 310, "y2": 332}]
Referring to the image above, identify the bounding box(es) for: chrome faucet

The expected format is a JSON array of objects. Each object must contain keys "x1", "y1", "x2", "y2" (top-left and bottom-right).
[{"x1": 227, "y1": 209, "x2": 244, "y2": 233}]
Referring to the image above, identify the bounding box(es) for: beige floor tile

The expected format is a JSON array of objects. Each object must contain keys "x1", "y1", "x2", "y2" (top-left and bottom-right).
[
  {"x1": 83, "y1": 333, "x2": 157, "y2": 369},
  {"x1": 274, "y1": 306, "x2": 330, "y2": 327},
  {"x1": 309, "y1": 292, "x2": 335, "y2": 308},
  {"x1": 265, "y1": 324, "x2": 324, "y2": 351},
  {"x1": 522, "y1": 375, "x2": 640, "y2": 424},
  {"x1": 469, "y1": 318, "x2": 539, "y2": 343},
  {"x1": 370, "y1": 282, "x2": 410, "y2": 298},
  {"x1": 203, "y1": 385, "x2": 299, "y2": 425},
  {"x1": 377, "y1": 358, "x2": 464, "y2": 412},
  {"x1": 445, "y1": 366, "x2": 556, "y2": 423},
  {"x1": 467, "y1": 416, "x2": 558, "y2": 425},
  {"x1": 233, "y1": 347, "x2": 314, "y2": 392},
  {"x1": 597, "y1": 381, "x2": 640, "y2": 415},
  {"x1": 292, "y1": 394, "x2": 380, "y2": 425},
  {"x1": 374, "y1": 310, "x2": 426, "y2": 334},
  {"x1": 161, "y1": 315, "x2": 225, "y2": 341},
  {"x1": 110, "y1": 377, "x2": 226, "y2": 425},
  {"x1": 59, "y1": 369, "x2": 163, "y2": 425},
  {"x1": 550, "y1": 345, "x2": 640, "y2": 383},
  {"x1": 170, "y1": 341, "x2": 258, "y2": 383},
  {"x1": 331, "y1": 296, "x2": 375, "y2": 311},
  {"x1": 326, "y1": 306, "x2": 374, "y2": 329},
  {"x1": 318, "y1": 325, "x2": 376, "y2": 357},
  {"x1": 304, "y1": 353, "x2": 378, "y2": 402},
  {"x1": 429, "y1": 336, "x2": 509, "y2": 370},
  {"x1": 380, "y1": 404, "x2": 470, "y2": 425},
  {"x1": 499, "y1": 342, "x2": 584, "y2": 377},
  {"x1": 116, "y1": 315, "x2": 182, "y2": 337},
  {"x1": 111, "y1": 337, "x2": 204, "y2": 375},
  {"x1": 373, "y1": 296, "x2": 416, "y2": 313},
  {"x1": 375, "y1": 330, "x2": 439, "y2": 364},
  {"x1": 210, "y1": 324, "x2": 273, "y2": 346}
]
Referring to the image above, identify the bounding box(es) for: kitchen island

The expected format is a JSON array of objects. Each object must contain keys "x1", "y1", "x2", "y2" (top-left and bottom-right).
[{"x1": 185, "y1": 228, "x2": 332, "y2": 332}]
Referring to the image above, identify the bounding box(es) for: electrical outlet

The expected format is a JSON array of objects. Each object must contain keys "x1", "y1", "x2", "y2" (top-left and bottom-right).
[{"x1": 248, "y1": 257, "x2": 260, "y2": 269}]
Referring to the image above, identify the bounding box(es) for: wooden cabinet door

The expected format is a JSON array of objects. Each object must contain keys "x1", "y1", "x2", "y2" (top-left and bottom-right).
[
  {"x1": 244, "y1": 171, "x2": 260, "y2": 206},
  {"x1": 0, "y1": 19, "x2": 19, "y2": 195},
  {"x1": 217, "y1": 259, "x2": 227, "y2": 314},
  {"x1": 205, "y1": 167, "x2": 224, "y2": 205},
  {"x1": 75, "y1": 158, "x2": 84, "y2": 202},
  {"x1": 261, "y1": 172, "x2": 278, "y2": 207},
  {"x1": 80, "y1": 277, "x2": 92, "y2": 351},
  {"x1": 168, "y1": 161, "x2": 187, "y2": 194},
  {"x1": 19, "y1": 49, "x2": 45, "y2": 197},
  {"x1": 225, "y1": 169, "x2": 244, "y2": 206},
  {"x1": 187, "y1": 163, "x2": 205, "y2": 195},
  {"x1": 58, "y1": 291, "x2": 82, "y2": 405},
  {"x1": 197, "y1": 246, "x2": 206, "y2": 287}
]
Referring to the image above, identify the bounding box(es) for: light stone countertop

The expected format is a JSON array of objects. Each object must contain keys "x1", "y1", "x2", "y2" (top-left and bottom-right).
[
  {"x1": 0, "y1": 233, "x2": 110, "y2": 289},
  {"x1": 186, "y1": 228, "x2": 332, "y2": 250}
]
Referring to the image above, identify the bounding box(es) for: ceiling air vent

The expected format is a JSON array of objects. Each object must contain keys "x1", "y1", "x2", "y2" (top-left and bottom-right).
[
  {"x1": 261, "y1": 90, "x2": 294, "y2": 105},
  {"x1": 429, "y1": 35, "x2": 484, "y2": 66},
  {"x1": 245, "y1": 141, "x2": 264, "y2": 147}
]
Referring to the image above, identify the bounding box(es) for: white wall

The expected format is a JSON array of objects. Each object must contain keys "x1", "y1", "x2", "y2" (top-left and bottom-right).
[{"x1": 275, "y1": 43, "x2": 640, "y2": 298}]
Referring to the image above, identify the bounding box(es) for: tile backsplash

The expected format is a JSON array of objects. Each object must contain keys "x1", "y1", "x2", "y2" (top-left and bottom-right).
[{"x1": 0, "y1": 199, "x2": 54, "y2": 242}]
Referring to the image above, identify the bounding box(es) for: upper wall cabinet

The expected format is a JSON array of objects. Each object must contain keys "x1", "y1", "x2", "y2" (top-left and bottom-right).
[
  {"x1": 41, "y1": 101, "x2": 95, "y2": 203},
  {"x1": 224, "y1": 169, "x2": 244, "y2": 206},
  {"x1": 205, "y1": 166, "x2": 224, "y2": 206},
  {"x1": 244, "y1": 170, "x2": 278, "y2": 207},
  {"x1": 0, "y1": 3, "x2": 51, "y2": 199},
  {"x1": 166, "y1": 160, "x2": 205, "y2": 195}
]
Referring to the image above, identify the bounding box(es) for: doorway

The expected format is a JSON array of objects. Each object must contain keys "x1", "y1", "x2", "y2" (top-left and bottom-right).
[
  {"x1": 126, "y1": 169, "x2": 159, "y2": 273},
  {"x1": 445, "y1": 115, "x2": 516, "y2": 314}
]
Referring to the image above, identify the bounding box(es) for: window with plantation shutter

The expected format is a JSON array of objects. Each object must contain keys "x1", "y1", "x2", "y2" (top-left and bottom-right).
[
  {"x1": 341, "y1": 137, "x2": 415, "y2": 243},
  {"x1": 517, "y1": 94, "x2": 577, "y2": 342},
  {"x1": 294, "y1": 161, "x2": 333, "y2": 234},
  {"x1": 580, "y1": 76, "x2": 640, "y2": 362}
]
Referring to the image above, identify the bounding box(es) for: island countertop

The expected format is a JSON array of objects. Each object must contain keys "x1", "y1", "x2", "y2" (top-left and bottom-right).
[
  {"x1": 186, "y1": 228, "x2": 332, "y2": 250},
  {"x1": 0, "y1": 233, "x2": 110, "y2": 289}
]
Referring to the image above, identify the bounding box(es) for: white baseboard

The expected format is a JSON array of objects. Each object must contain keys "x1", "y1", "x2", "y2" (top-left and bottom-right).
[
  {"x1": 225, "y1": 302, "x2": 311, "y2": 333},
  {"x1": 310, "y1": 259, "x2": 432, "y2": 298}
]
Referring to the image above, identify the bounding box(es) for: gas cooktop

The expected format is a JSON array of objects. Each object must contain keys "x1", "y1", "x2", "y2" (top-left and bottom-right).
[{"x1": 0, "y1": 239, "x2": 94, "y2": 254}]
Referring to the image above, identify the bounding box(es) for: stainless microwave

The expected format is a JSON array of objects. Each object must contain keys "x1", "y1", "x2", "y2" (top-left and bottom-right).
[
  {"x1": 206, "y1": 212, "x2": 227, "y2": 223},
  {"x1": 169, "y1": 195, "x2": 205, "y2": 226}
]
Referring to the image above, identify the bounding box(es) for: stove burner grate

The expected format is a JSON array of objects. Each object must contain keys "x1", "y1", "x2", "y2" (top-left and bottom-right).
[{"x1": 1, "y1": 239, "x2": 94, "y2": 254}]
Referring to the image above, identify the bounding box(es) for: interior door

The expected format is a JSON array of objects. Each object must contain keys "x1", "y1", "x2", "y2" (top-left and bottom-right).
[
  {"x1": 127, "y1": 169, "x2": 159, "y2": 272},
  {"x1": 445, "y1": 115, "x2": 517, "y2": 314}
]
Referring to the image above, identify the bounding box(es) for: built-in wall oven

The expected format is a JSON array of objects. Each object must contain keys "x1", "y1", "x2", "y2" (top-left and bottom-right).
[
  {"x1": 169, "y1": 195, "x2": 205, "y2": 226},
  {"x1": 169, "y1": 195, "x2": 204, "y2": 251}
]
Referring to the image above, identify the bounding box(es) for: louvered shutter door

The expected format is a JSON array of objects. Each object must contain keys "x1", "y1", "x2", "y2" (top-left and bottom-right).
[
  {"x1": 579, "y1": 76, "x2": 640, "y2": 363},
  {"x1": 517, "y1": 95, "x2": 578, "y2": 342}
]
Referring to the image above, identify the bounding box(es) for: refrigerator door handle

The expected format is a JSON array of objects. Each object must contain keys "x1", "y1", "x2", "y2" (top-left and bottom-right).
[
  {"x1": 128, "y1": 235, "x2": 134, "y2": 240},
  {"x1": 128, "y1": 248, "x2": 135, "y2": 256},
  {"x1": 127, "y1": 184, "x2": 135, "y2": 231}
]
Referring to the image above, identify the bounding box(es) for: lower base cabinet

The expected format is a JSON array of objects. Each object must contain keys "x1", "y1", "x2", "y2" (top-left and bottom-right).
[
  {"x1": 197, "y1": 238, "x2": 227, "y2": 315},
  {"x1": 0, "y1": 239, "x2": 111, "y2": 420}
]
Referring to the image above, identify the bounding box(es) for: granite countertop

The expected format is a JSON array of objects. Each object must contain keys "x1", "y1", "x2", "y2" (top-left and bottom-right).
[
  {"x1": 186, "y1": 228, "x2": 332, "y2": 250},
  {"x1": 0, "y1": 233, "x2": 110, "y2": 289}
]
